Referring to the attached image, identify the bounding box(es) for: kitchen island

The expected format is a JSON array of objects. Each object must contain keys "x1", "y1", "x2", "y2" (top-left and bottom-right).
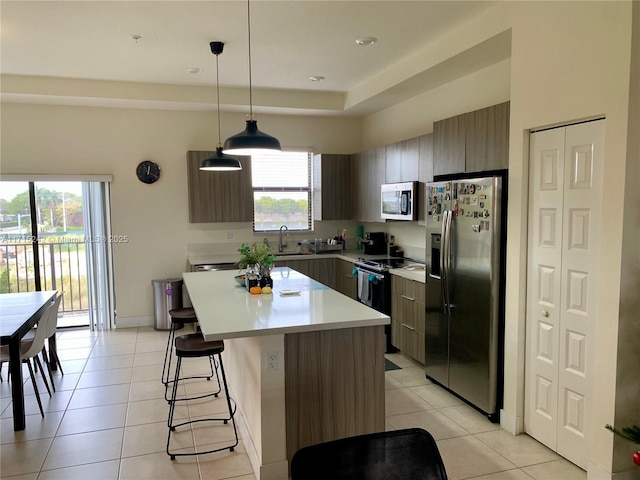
[{"x1": 183, "y1": 267, "x2": 390, "y2": 480}]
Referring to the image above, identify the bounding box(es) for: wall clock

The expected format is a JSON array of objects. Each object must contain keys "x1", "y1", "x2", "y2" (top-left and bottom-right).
[{"x1": 136, "y1": 160, "x2": 161, "y2": 184}]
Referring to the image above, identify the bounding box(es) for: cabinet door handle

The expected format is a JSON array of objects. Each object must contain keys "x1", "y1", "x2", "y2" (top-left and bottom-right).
[
  {"x1": 401, "y1": 295, "x2": 415, "y2": 301},
  {"x1": 401, "y1": 323, "x2": 416, "y2": 331},
  {"x1": 344, "y1": 274, "x2": 353, "y2": 278}
]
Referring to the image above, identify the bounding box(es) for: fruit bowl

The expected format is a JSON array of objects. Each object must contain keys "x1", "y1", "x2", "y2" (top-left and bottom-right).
[{"x1": 234, "y1": 275, "x2": 246, "y2": 287}]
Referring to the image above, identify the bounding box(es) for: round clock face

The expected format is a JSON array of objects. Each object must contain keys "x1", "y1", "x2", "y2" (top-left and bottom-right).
[{"x1": 136, "y1": 161, "x2": 161, "y2": 184}]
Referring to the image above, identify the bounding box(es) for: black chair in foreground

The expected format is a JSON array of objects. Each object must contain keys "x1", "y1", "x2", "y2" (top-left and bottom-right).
[{"x1": 291, "y1": 428, "x2": 448, "y2": 480}]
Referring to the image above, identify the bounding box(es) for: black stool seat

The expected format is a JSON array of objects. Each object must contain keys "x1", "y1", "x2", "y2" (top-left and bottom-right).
[
  {"x1": 175, "y1": 334, "x2": 224, "y2": 357},
  {"x1": 291, "y1": 428, "x2": 448, "y2": 480},
  {"x1": 169, "y1": 307, "x2": 198, "y2": 323}
]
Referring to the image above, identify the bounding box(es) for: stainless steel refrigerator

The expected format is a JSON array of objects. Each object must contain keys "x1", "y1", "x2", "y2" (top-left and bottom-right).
[{"x1": 425, "y1": 175, "x2": 506, "y2": 421}]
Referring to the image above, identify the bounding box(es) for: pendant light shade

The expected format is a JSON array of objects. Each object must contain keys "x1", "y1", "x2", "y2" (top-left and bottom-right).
[
  {"x1": 223, "y1": 0, "x2": 281, "y2": 155},
  {"x1": 200, "y1": 41, "x2": 242, "y2": 172},
  {"x1": 223, "y1": 119, "x2": 281, "y2": 155},
  {"x1": 200, "y1": 147, "x2": 242, "y2": 171}
]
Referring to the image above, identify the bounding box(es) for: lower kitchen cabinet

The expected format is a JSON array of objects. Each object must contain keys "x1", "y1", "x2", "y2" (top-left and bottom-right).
[
  {"x1": 277, "y1": 258, "x2": 337, "y2": 290},
  {"x1": 391, "y1": 275, "x2": 426, "y2": 364},
  {"x1": 335, "y1": 258, "x2": 356, "y2": 299}
]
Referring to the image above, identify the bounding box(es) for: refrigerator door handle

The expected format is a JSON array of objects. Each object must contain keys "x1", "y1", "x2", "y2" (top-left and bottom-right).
[
  {"x1": 444, "y1": 210, "x2": 453, "y2": 316},
  {"x1": 440, "y1": 211, "x2": 448, "y2": 314}
]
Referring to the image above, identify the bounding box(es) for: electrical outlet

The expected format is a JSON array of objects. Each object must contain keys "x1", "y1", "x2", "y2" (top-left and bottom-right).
[
  {"x1": 227, "y1": 231, "x2": 235, "y2": 240},
  {"x1": 266, "y1": 351, "x2": 279, "y2": 371}
]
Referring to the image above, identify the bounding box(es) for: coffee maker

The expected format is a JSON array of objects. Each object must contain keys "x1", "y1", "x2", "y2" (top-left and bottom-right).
[{"x1": 362, "y1": 232, "x2": 387, "y2": 255}]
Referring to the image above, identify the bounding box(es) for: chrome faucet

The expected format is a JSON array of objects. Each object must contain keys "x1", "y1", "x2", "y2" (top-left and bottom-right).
[{"x1": 279, "y1": 225, "x2": 289, "y2": 252}]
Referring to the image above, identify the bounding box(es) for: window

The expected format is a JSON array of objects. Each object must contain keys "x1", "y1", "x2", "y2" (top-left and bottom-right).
[{"x1": 252, "y1": 151, "x2": 312, "y2": 232}]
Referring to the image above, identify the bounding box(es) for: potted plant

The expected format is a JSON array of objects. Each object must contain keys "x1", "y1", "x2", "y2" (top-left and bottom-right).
[{"x1": 237, "y1": 243, "x2": 276, "y2": 288}]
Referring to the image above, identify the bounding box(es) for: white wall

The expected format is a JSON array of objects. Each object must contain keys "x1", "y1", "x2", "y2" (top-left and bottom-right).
[
  {"x1": 362, "y1": 58, "x2": 511, "y2": 149},
  {"x1": 0, "y1": 103, "x2": 361, "y2": 323},
  {"x1": 613, "y1": 1, "x2": 640, "y2": 472}
]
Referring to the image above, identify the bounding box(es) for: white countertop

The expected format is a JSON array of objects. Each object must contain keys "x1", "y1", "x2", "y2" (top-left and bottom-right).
[
  {"x1": 188, "y1": 249, "x2": 426, "y2": 281},
  {"x1": 389, "y1": 267, "x2": 427, "y2": 283},
  {"x1": 183, "y1": 267, "x2": 390, "y2": 341}
]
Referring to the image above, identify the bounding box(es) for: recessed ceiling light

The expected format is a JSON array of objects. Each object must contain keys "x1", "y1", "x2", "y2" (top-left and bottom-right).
[
  {"x1": 186, "y1": 67, "x2": 204, "y2": 74},
  {"x1": 355, "y1": 37, "x2": 377, "y2": 46},
  {"x1": 309, "y1": 76, "x2": 325, "y2": 82}
]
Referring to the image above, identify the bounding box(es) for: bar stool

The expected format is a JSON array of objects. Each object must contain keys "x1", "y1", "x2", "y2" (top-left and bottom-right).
[
  {"x1": 162, "y1": 308, "x2": 217, "y2": 402},
  {"x1": 166, "y1": 333, "x2": 239, "y2": 460}
]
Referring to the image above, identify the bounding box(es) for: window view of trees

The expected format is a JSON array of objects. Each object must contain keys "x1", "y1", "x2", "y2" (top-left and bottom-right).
[
  {"x1": 1, "y1": 182, "x2": 88, "y2": 322},
  {"x1": 251, "y1": 151, "x2": 312, "y2": 232},
  {"x1": 0, "y1": 186, "x2": 84, "y2": 236},
  {"x1": 253, "y1": 192, "x2": 310, "y2": 231}
]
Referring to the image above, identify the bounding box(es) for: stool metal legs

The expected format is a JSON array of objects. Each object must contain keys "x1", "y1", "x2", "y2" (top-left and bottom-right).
[
  {"x1": 162, "y1": 323, "x2": 218, "y2": 402},
  {"x1": 166, "y1": 352, "x2": 239, "y2": 460}
]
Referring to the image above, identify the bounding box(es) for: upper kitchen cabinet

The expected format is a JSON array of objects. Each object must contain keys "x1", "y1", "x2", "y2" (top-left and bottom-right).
[
  {"x1": 354, "y1": 146, "x2": 385, "y2": 223},
  {"x1": 385, "y1": 137, "x2": 419, "y2": 183},
  {"x1": 187, "y1": 151, "x2": 253, "y2": 223},
  {"x1": 433, "y1": 115, "x2": 466, "y2": 176},
  {"x1": 417, "y1": 133, "x2": 434, "y2": 223},
  {"x1": 313, "y1": 154, "x2": 353, "y2": 221},
  {"x1": 465, "y1": 101, "x2": 510, "y2": 172},
  {"x1": 433, "y1": 101, "x2": 510, "y2": 176}
]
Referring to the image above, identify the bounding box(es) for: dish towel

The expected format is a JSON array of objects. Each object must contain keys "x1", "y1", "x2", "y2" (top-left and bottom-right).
[
  {"x1": 358, "y1": 271, "x2": 369, "y2": 303},
  {"x1": 365, "y1": 275, "x2": 374, "y2": 307}
]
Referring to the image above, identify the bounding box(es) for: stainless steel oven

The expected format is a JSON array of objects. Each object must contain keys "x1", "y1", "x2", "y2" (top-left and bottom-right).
[{"x1": 354, "y1": 259, "x2": 395, "y2": 353}]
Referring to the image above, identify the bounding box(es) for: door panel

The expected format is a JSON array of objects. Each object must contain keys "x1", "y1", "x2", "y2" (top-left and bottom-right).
[
  {"x1": 556, "y1": 121, "x2": 603, "y2": 467},
  {"x1": 526, "y1": 127, "x2": 565, "y2": 451},
  {"x1": 425, "y1": 182, "x2": 452, "y2": 386},
  {"x1": 425, "y1": 274, "x2": 449, "y2": 386},
  {"x1": 526, "y1": 120, "x2": 603, "y2": 470}
]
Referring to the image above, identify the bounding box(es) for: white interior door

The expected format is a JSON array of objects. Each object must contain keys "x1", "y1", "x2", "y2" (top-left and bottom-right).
[{"x1": 525, "y1": 120, "x2": 604, "y2": 469}]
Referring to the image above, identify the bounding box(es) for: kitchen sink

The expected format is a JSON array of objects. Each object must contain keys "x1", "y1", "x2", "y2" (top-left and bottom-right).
[{"x1": 275, "y1": 252, "x2": 306, "y2": 257}]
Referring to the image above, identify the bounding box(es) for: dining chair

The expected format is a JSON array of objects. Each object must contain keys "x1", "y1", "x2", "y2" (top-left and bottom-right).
[
  {"x1": 0, "y1": 299, "x2": 54, "y2": 417},
  {"x1": 37, "y1": 294, "x2": 64, "y2": 390}
]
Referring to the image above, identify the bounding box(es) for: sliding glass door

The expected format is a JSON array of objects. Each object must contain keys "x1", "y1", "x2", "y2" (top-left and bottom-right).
[{"x1": 0, "y1": 179, "x2": 114, "y2": 330}]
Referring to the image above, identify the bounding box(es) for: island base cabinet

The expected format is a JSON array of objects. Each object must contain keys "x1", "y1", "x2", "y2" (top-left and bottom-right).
[{"x1": 284, "y1": 325, "x2": 385, "y2": 464}]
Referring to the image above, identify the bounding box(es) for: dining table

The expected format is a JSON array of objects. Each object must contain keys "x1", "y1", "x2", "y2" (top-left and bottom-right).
[{"x1": 0, "y1": 290, "x2": 57, "y2": 431}]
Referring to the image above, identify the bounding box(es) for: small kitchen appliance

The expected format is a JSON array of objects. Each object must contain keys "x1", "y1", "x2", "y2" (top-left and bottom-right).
[
  {"x1": 362, "y1": 232, "x2": 387, "y2": 255},
  {"x1": 381, "y1": 181, "x2": 416, "y2": 220}
]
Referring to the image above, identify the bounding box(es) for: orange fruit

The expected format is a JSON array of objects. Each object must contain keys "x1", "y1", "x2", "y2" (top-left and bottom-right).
[{"x1": 249, "y1": 286, "x2": 262, "y2": 294}]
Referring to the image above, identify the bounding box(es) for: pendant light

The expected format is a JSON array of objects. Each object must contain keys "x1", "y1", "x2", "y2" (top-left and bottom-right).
[
  {"x1": 223, "y1": 0, "x2": 281, "y2": 155},
  {"x1": 200, "y1": 41, "x2": 242, "y2": 171}
]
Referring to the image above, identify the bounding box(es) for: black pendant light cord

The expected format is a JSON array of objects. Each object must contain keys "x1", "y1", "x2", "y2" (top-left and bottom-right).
[
  {"x1": 247, "y1": 0, "x2": 254, "y2": 119},
  {"x1": 215, "y1": 51, "x2": 223, "y2": 146}
]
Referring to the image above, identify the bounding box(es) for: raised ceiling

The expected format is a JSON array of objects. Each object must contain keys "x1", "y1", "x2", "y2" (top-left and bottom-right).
[{"x1": 1, "y1": 1, "x2": 508, "y2": 116}]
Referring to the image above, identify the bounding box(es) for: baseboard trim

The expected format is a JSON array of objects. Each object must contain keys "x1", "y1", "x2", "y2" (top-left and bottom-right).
[
  {"x1": 115, "y1": 315, "x2": 153, "y2": 329},
  {"x1": 500, "y1": 408, "x2": 523, "y2": 435}
]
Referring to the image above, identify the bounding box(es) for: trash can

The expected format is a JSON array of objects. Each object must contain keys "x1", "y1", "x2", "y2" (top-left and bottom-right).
[{"x1": 152, "y1": 278, "x2": 183, "y2": 331}]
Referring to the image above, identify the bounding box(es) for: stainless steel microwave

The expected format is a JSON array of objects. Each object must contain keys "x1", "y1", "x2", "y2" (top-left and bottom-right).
[{"x1": 381, "y1": 181, "x2": 416, "y2": 220}]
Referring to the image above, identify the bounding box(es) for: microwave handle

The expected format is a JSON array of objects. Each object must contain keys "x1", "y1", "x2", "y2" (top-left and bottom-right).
[{"x1": 401, "y1": 191, "x2": 410, "y2": 215}]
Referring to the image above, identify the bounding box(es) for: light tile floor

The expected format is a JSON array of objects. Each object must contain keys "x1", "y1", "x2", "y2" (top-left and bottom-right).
[{"x1": 0, "y1": 327, "x2": 587, "y2": 480}]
